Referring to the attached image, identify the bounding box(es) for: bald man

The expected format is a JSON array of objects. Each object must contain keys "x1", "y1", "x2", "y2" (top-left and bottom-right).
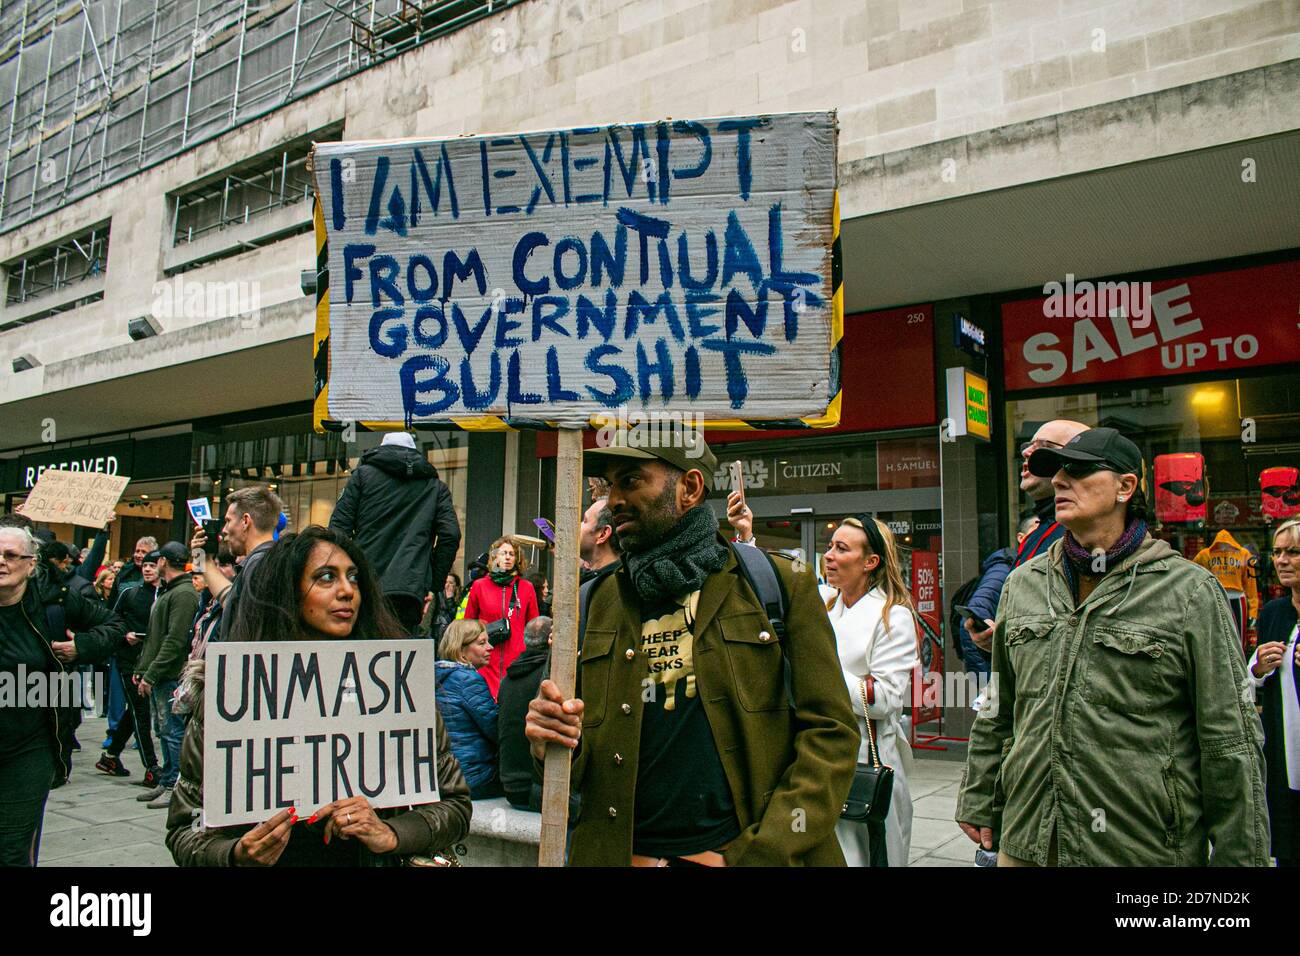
[
  {"x1": 966, "y1": 419, "x2": 1089, "y2": 653},
  {"x1": 1014, "y1": 418, "x2": 1090, "y2": 566}
]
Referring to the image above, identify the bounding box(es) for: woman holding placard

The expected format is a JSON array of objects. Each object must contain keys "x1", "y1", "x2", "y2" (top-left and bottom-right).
[{"x1": 165, "y1": 525, "x2": 471, "y2": 867}]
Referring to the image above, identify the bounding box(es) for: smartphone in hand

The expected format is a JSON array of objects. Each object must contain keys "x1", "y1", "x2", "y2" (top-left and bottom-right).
[{"x1": 729, "y1": 460, "x2": 745, "y2": 497}]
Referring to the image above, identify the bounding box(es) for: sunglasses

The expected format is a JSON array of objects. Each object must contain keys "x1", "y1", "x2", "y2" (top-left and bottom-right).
[{"x1": 1056, "y1": 460, "x2": 1117, "y2": 479}]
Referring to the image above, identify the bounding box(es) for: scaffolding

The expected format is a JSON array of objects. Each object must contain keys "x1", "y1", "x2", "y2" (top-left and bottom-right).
[{"x1": 0, "y1": 0, "x2": 524, "y2": 236}]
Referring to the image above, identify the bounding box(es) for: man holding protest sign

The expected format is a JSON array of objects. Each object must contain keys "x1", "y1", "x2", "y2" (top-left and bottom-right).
[{"x1": 525, "y1": 438, "x2": 859, "y2": 866}]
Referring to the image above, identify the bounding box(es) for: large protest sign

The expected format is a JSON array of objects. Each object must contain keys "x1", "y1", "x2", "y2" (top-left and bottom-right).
[
  {"x1": 203, "y1": 641, "x2": 440, "y2": 828},
  {"x1": 311, "y1": 112, "x2": 842, "y2": 431},
  {"x1": 17, "y1": 469, "x2": 129, "y2": 528}
]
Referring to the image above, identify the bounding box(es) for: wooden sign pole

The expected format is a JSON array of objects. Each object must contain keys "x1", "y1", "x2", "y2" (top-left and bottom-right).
[{"x1": 538, "y1": 427, "x2": 584, "y2": 867}]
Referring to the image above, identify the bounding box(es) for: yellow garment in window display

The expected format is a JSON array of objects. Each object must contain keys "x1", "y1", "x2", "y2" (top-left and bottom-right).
[{"x1": 1192, "y1": 529, "x2": 1259, "y2": 618}]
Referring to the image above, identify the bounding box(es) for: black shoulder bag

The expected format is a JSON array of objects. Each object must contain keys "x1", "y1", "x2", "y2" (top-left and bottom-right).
[
  {"x1": 484, "y1": 581, "x2": 519, "y2": 647},
  {"x1": 841, "y1": 676, "x2": 895, "y2": 866}
]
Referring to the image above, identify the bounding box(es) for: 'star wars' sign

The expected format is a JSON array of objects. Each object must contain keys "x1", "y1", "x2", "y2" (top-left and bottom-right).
[
  {"x1": 312, "y1": 112, "x2": 841, "y2": 429},
  {"x1": 1001, "y1": 260, "x2": 1300, "y2": 391}
]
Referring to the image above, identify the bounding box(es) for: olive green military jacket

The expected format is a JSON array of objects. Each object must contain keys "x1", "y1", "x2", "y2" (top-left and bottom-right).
[
  {"x1": 956, "y1": 535, "x2": 1270, "y2": 866},
  {"x1": 565, "y1": 541, "x2": 860, "y2": 866}
]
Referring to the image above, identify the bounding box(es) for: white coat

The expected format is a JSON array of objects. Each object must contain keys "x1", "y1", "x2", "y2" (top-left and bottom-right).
[{"x1": 829, "y1": 586, "x2": 919, "y2": 867}]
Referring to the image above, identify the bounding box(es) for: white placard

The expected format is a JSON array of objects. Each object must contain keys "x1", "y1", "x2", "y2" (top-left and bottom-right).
[
  {"x1": 313, "y1": 112, "x2": 839, "y2": 427},
  {"x1": 202, "y1": 640, "x2": 440, "y2": 828}
]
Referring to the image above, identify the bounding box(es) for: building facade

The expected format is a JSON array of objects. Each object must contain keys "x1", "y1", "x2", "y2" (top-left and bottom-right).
[{"x1": 3, "y1": 0, "x2": 1298, "y2": 741}]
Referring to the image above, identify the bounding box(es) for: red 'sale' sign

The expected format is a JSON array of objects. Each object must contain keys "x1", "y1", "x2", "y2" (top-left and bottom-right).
[{"x1": 1001, "y1": 260, "x2": 1300, "y2": 391}]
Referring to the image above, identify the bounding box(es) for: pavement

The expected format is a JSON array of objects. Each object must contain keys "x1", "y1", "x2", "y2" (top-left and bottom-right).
[{"x1": 42, "y1": 716, "x2": 969, "y2": 867}]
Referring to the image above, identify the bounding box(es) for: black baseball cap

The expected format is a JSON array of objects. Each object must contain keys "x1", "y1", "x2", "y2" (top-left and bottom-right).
[
  {"x1": 157, "y1": 541, "x2": 190, "y2": 568},
  {"x1": 1028, "y1": 427, "x2": 1142, "y2": 478}
]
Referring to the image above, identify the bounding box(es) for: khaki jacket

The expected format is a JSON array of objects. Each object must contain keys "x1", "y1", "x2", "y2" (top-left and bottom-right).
[
  {"x1": 165, "y1": 661, "x2": 472, "y2": 866},
  {"x1": 956, "y1": 535, "x2": 1270, "y2": 866},
  {"x1": 565, "y1": 541, "x2": 860, "y2": 866}
]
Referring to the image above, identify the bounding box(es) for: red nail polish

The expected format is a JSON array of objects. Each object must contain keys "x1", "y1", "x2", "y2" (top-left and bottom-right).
[{"x1": 306, "y1": 814, "x2": 318, "y2": 824}]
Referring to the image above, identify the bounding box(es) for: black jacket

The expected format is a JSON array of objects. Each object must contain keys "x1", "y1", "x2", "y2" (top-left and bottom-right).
[
  {"x1": 328, "y1": 444, "x2": 461, "y2": 600},
  {"x1": 1256, "y1": 595, "x2": 1299, "y2": 861},
  {"x1": 108, "y1": 559, "x2": 143, "y2": 608},
  {"x1": 19, "y1": 568, "x2": 127, "y2": 781},
  {"x1": 496, "y1": 644, "x2": 551, "y2": 801},
  {"x1": 113, "y1": 582, "x2": 158, "y2": 668}
]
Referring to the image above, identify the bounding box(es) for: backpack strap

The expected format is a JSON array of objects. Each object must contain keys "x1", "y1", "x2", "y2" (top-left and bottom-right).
[
  {"x1": 729, "y1": 542, "x2": 789, "y2": 640},
  {"x1": 729, "y1": 542, "x2": 796, "y2": 707},
  {"x1": 576, "y1": 574, "x2": 600, "y2": 652}
]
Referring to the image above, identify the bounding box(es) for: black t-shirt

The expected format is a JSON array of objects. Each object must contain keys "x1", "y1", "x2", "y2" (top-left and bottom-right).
[
  {"x1": 0, "y1": 600, "x2": 53, "y2": 760},
  {"x1": 632, "y1": 591, "x2": 741, "y2": 857}
]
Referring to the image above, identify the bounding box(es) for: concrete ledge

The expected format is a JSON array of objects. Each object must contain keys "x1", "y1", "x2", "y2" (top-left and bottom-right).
[{"x1": 459, "y1": 797, "x2": 541, "y2": 867}]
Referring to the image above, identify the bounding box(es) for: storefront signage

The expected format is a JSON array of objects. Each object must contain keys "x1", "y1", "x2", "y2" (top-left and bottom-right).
[
  {"x1": 312, "y1": 112, "x2": 841, "y2": 430},
  {"x1": 1002, "y1": 260, "x2": 1300, "y2": 391},
  {"x1": 944, "y1": 367, "x2": 991, "y2": 441},
  {"x1": 18, "y1": 440, "x2": 135, "y2": 490},
  {"x1": 953, "y1": 312, "x2": 986, "y2": 358},
  {"x1": 877, "y1": 438, "x2": 941, "y2": 489}
]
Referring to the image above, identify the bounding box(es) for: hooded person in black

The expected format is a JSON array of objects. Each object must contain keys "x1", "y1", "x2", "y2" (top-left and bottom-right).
[{"x1": 328, "y1": 433, "x2": 461, "y2": 631}]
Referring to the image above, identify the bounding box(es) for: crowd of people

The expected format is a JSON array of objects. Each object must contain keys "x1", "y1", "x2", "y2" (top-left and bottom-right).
[{"x1": 1, "y1": 420, "x2": 1297, "y2": 869}]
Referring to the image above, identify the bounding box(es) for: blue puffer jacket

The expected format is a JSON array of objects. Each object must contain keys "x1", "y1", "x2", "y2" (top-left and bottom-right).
[
  {"x1": 966, "y1": 547, "x2": 1015, "y2": 624},
  {"x1": 434, "y1": 661, "x2": 499, "y2": 796}
]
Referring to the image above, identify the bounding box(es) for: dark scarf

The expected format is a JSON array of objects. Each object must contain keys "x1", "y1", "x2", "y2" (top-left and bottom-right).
[
  {"x1": 1060, "y1": 516, "x2": 1147, "y2": 600},
  {"x1": 489, "y1": 569, "x2": 516, "y2": 587},
  {"x1": 625, "y1": 504, "x2": 729, "y2": 604}
]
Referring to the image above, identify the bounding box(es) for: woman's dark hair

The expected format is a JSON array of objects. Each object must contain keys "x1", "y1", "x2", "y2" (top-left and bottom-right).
[
  {"x1": 525, "y1": 571, "x2": 548, "y2": 597},
  {"x1": 228, "y1": 525, "x2": 404, "y2": 642},
  {"x1": 39, "y1": 540, "x2": 72, "y2": 568}
]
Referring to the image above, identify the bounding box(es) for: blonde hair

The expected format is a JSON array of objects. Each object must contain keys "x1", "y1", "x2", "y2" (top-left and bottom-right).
[
  {"x1": 1274, "y1": 518, "x2": 1300, "y2": 547},
  {"x1": 489, "y1": 535, "x2": 528, "y2": 575},
  {"x1": 94, "y1": 567, "x2": 115, "y2": 597},
  {"x1": 439, "y1": 619, "x2": 486, "y2": 663},
  {"x1": 839, "y1": 516, "x2": 915, "y2": 636}
]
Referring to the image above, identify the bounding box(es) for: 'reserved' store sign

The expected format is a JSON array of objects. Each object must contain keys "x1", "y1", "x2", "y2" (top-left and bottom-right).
[{"x1": 1001, "y1": 260, "x2": 1300, "y2": 391}]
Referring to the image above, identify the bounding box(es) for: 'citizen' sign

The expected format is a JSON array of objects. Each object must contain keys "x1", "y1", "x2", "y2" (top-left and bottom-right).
[{"x1": 19, "y1": 441, "x2": 135, "y2": 490}]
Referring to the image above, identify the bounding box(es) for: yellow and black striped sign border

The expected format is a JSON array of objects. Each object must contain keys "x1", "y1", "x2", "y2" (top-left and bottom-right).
[{"x1": 312, "y1": 190, "x2": 843, "y2": 434}]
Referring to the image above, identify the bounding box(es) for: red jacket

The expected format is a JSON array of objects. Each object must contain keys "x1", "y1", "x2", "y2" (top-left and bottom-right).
[{"x1": 464, "y1": 574, "x2": 539, "y2": 699}]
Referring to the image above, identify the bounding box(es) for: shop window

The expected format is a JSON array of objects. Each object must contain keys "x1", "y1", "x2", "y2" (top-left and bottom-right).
[
  {"x1": 1005, "y1": 370, "x2": 1300, "y2": 600},
  {"x1": 194, "y1": 417, "x2": 469, "y2": 578}
]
